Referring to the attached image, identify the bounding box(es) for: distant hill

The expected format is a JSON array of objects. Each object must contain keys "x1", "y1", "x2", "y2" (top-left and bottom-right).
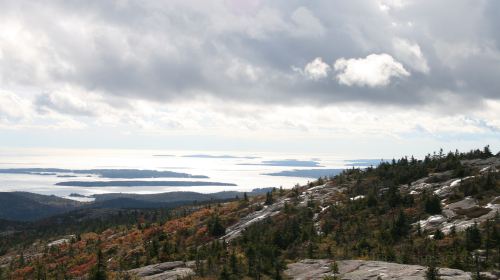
[
  {"x1": 0, "y1": 189, "x2": 271, "y2": 221},
  {"x1": 86, "y1": 198, "x2": 181, "y2": 209},
  {"x1": 91, "y1": 189, "x2": 269, "y2": 203},
  {"x1": 0, "y1": 192, "x2": 82, "y2": 221}
]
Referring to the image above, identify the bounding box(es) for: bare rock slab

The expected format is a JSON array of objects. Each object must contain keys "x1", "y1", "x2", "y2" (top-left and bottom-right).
[
  {"x1": 284, "y1": 259, "x2": 475, "y2": 280},
  {"x1": 127, "y1": 261, "x2": 195, "y2": 280}
]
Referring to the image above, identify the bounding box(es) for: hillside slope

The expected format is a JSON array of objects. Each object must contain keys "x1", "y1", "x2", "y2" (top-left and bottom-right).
[{"x1": 0, "y1": 147, "x2": 498, "y2": 279}]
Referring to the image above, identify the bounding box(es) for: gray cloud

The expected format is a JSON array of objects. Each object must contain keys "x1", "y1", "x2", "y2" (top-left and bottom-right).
[{"x1": 0, "y1": 0, "x2": 499, "y2": 112}]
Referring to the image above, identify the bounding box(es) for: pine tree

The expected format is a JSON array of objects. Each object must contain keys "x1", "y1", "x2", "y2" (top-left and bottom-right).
[
  {"x1": 18, "y1": 252, "x2": 25, "y2": 267},
  {"x1": 425, "y1": 195, "x2": 442, "y2": 215},
  {"x1": 466, "y1": 222, "x2": 482, "y2": 251},
  {"x1": 426, "y1": 243, "x2": 441, "y2": 280},
  {"x1": 265, "y1": 191, "x2": 274, "y2": 205},
  {"x1": 219, "y1": 265, "x2": 230, "y2": 280},
  {"x1": 208, "y1": 215, "x2": 226, "y2": 237},
  {"x1": 473, "y1": 253, "x2": 482, "y2": 280},
  {"x1": 90, "y1": 249, "x2": 107, "y2": 280},
  {"x1": 433, "y1": 229, "x2": 444, "y2": 240},
  {"x1": 230, "y1": 250, "x2": 238, "y2": 275},
  {"x1": 483, "y1": 145, "x2": 493, "y2": 158},
  {"x1": 425, "y1": 258, "x2": 441, "y2": 280},
  {"x1": 331, "y1": 260, "x2": 339, "y2": 275},
  {"x1": 391, "y1": 210, "x2": 409, "y2": 239},
  {"x1": 35, "y1": 260, "x2": 47, "y2": 280},
  {"x1": 387, "y1": 185, "x2": 401, "y2": 207}
]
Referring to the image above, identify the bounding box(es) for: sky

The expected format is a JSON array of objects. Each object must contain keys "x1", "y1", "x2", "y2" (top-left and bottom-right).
[{"x1": 0, "y1": 0, "x2": 499, "y2": 158}]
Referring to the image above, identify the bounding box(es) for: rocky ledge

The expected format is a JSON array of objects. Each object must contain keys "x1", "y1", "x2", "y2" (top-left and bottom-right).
[
  {"x1": 284, "y1": 259, "x2": 499, "y2": 280},
  {"x1": 127, "y1": 261, "x2": 195, "y2": 280}
]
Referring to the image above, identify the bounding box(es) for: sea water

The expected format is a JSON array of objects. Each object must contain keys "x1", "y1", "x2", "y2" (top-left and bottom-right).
[{"x1": 0, "y1": 148, "x2": 360, "y2": 200}]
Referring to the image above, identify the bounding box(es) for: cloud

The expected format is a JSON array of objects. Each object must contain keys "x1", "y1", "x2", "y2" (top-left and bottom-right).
[
  {"x1": 300, "y1": 57, "x2": 331, "y2": 80},
  {"x1": 378, "y1": 0, "x2": 408, "y2": 12},
  {"x1": 392, "y1": 38, "x2": 429, "y2": 73},
  {"x1": 0, "y1": 91, "x2": 30, "y2": 120},
  {"x1": 289, "y1": 7, "x2": 326, "y2": 38},
  {"x1": 0, "y1": 0, "x2": 498, "y2": 134},
  {"x1": 35, "y1": 91, "x2": 100, "y2": 117},
  {"x1": 333, "y1": 54, "x2": 410, "y2": 87},
  {"x1": 225, "y1": 59, "x2": 261, "y2": 82}
]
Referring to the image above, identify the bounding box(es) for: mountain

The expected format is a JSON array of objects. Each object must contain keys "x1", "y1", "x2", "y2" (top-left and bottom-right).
[{"x1": 0, "y1": 147, "x2": 498, "y2": 279}]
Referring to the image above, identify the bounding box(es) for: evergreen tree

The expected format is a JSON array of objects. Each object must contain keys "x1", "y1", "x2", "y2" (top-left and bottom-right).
[
  {"x1": 265, "y1": 191, "x2": 274, "y2": 205},
  {"x1": 230, "y1": 250, "x2": 238, "y2": 275},
  {"x1": 466, "y1": 223, "x2": 482, "y2": 251},
  {"x1": 18, "y1": 252, "x2": 25, "y2": 267},
  {"x1": 425, "y1": 195, "x2": 442, "y2": 215},
  {"x1": 391, "y1": 210, "x2": 409, "y2": 239},
  {"x1": 433, "y1": 229, "x2": 444, "y2": 240},
  {"x1": 90, "y1": 249, "x2": 107, "y2": 280},
  {"x1": 484, "y1": 171, "x2": 496, "y2": 190},
  {"x1": 331, "y1": 260, "x2": 339, "y2": 279},
  {"x1": 483, "y1": 145, "x2": 493, "y2": 158},
  {"x1": 425, "y1": 258, "x2": 441, "y2": 280},
  {"x1": 387, "y1": 185, "x2": 401, "y2": 207},
  {"x1": 35, "y1": 260, "x2": 47, "y2": 280},
  {"x1": 208, "y1": 215, "x2": 226, "y2": 237},
  {"x1": 473, "y1": 253, "x2": 482, "y2": 280}
]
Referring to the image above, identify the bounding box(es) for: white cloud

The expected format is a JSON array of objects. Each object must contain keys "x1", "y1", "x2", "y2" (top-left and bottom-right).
[
  {"x1": 301, "y1": 57, "x2": 330, "y2": 80},
  {"x1": 0, "y1": 90, "x2": 30, "y2": 120},
  {"x1": 393, "y1": 38, "x2": 429, "y2": 73},
  {"x1": 36, "y1": 90, "x2": 100, "y2": 117},
  {"x1": 378, "y1": 0, "x2": 409, "y2": 12},
  {"x1": 334, "y1": 54, "x2": 410, "y2": 87},
  {"x1": 33, "y1": 87, "x2": 133, "y2": 122}
]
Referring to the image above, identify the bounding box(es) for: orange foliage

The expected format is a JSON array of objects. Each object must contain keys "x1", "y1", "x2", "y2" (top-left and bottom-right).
[
  {"x1": 68, "y1": 257, "x2": 96, "y2": 277},
  {"x1": 11, "y1": 266, "x2": 34, "y2": 279}
]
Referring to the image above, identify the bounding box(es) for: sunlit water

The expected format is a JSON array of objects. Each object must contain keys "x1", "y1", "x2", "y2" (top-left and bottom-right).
[{"x1": 0, "y1": 148, "x2": 355, "y2": 200}]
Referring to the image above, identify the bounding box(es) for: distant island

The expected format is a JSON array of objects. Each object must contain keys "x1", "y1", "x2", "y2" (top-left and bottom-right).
[
  {"x1": 344, "y1": 159, "x2": 385, "y2": 167},
  {"x1": 56, "y1": 180, "x2": 237, "y2": 187},
  {"x1": 264, "y1": 168, "x2": 343, "y2": 178},
  {"x1": 68, "y1": 193, "x2": 88, "y2": 198},
  {"x1": 182, "y1": 154, "x2": 260, "y2": 159},
  {"x1": 0, "y1": 168, "x2": 208, "y2": 179},
  {"x1": 239, "y1": 159, "x2": 323, "y2": 167}
]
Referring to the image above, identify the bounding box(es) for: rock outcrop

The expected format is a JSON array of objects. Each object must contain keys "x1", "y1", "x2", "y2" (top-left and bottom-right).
[
  {"x1": 284, "y1": 259, "x2": 484, "y2": 280},
  {"x1": 401, "y1": 157, "x2": 500, "y2": 235},
  {"x1": 127, "y1": 261, "x2": 195, "y2": 280},
  {"x1": 220, "y1": 183, "x2": 344, "y2": 241}
]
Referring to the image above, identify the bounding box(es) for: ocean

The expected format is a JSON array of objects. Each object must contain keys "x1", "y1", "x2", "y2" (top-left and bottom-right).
[{"x1": 0, "y1": 148, "x2": 373, "y2": 200}]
